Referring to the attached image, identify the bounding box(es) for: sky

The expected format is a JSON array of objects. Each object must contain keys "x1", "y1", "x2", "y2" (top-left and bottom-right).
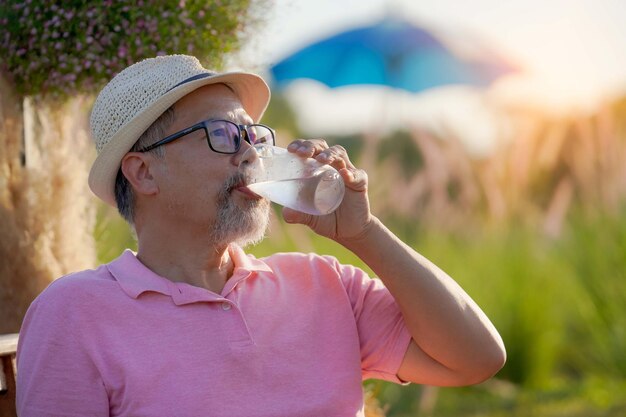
[{"x1": 230, "y1": 0, "x2": 626, "y2": 153}]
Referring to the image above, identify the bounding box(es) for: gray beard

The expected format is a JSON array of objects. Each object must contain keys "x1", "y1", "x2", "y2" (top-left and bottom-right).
[{"x1": 208, "y1": 173, "x2": 271, "y2": 248}]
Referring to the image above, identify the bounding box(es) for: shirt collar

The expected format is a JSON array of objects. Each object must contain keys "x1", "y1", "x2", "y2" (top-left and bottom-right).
[
  {"x1": 107, "y1": 250, "x2": 172, "y2": 299},
  {"x1": 229, "y1": 243, "x2": 273, "y2": 274},
  {"x1": 107, "y1": 245, "x2": 273, "y2": 301}
]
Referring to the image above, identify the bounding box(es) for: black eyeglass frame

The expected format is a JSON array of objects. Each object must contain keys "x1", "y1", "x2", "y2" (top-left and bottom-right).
[{"x1": 136, "y1": 119, "x2": 275, "y2": 154}]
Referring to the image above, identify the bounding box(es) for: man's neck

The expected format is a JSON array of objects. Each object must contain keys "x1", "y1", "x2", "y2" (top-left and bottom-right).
[{"x1": 135, "y1": 226, "x2": 235, "y2": 295}]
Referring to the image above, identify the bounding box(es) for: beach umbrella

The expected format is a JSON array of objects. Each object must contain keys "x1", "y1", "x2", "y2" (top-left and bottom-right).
[{"x1": 270, "y1": 17, "x2": 515, "y2": 93}]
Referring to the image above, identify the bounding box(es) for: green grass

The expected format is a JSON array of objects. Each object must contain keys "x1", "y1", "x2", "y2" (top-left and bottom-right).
[
  {"x1": 366, "y1": 376, "x2": 626, "y2": 417},
  {"x1": 373, "y1": 210, "x2": 626, "y2": 415}
]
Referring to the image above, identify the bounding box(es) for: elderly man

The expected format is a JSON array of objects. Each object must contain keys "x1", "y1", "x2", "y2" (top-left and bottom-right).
[{"x1": 17, "y1": 55, "x2": 505, "y2": 416}]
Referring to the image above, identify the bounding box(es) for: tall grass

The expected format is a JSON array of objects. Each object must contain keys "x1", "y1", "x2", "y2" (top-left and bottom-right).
[
  {"x1": 0, "y1": 78, "x2": 96, "y2": 333},
  {"x1": 557, "y1": 210, "x2": 626, "y2": 380}
]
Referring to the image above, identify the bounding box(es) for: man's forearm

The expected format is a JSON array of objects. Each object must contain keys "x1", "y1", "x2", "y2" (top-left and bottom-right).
[{"x1": 338, "y1": 216, "x2": 506, "y2": 382}]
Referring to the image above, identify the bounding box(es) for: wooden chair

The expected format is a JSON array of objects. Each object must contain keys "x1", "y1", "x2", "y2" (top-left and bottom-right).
[{"x1": 0, "y1": 334, "x2": 18, "y2": 417}]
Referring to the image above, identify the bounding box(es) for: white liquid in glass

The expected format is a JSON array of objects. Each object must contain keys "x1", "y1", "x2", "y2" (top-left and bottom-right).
[{"x1": 248, "y1": 170, "x2": 344, "y2": 215}]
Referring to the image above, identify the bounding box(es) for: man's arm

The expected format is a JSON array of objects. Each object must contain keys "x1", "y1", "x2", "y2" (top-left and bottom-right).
[
  {"x1": 283, "y1": 139, "x2": 506, "y2": 386},
  {"x1": 338, "y1": 216, "x2": 506, "y2": 386}
]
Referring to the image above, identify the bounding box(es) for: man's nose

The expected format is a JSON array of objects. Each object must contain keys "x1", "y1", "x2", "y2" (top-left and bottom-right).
[{"x1": 235, "y1": 142, "x2": 260, "y2": 169}]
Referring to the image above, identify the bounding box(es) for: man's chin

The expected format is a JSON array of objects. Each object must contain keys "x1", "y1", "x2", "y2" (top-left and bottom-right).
[
  {"x1": 209, "y1": 198, "x2": 271, "y2": 248},
  {"x1": 233, "y1": 211, "x2": 271, "y2": 248}
]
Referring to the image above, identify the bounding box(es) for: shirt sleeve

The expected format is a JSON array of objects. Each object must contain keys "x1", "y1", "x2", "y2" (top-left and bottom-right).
[
  {"x1": 333, "y1": 258, "x2": 412, "y2": 384},
  {"x1": 16, "y1": 280, "x2": 109, "y2": 417}
]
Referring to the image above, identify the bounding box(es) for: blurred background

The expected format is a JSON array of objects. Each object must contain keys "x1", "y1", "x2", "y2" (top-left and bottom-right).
[{"x1": 2, "y1": 0, "x2": 626, "y2": 416}]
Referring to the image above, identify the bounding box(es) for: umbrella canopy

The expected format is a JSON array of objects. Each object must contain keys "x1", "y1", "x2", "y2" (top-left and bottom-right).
[{"x1": 270, "y1": 17, "x2": 515, "y2": 93}]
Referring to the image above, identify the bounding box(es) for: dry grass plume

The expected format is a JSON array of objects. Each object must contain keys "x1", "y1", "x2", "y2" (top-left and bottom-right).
[{"x1": 0, "y1": 74, "x2": 96, "y2": 333}]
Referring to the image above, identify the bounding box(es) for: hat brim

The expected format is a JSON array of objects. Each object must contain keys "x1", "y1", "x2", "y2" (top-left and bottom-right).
[{"x1": 88, "y1": 72, "x2": 270, "y2": 207}]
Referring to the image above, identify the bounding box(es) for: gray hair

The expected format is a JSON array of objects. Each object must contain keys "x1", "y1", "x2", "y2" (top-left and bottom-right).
[{"x1": 114, "y1": 106, "x2": 176, "y2": 225}]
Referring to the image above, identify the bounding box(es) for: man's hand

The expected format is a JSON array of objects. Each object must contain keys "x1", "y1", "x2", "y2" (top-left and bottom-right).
[{"x1": 281, "y1": 139, "x2": 373, "y2": 242}]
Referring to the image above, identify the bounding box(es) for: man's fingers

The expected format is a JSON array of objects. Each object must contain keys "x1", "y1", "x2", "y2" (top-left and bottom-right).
[
  {"x1": 340, "y1": 167, "x2": 368, "y2": 191},
  {"x1": 287, "y1": 140, "x2": 365, "y2": 190},
  {"x1": 287, "y1": 139, "x2": 329, "y2": 157},
  {"x1": 315, "y1": 145, "x2": 354, "y2": 170}
]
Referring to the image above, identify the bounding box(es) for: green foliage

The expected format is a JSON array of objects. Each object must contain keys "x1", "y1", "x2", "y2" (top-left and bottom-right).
[
  {"x1": 431, "y1": 229, "x2": 572, "y2": 387},
  {"x1": 557, "y1": 210, "x2": 626, "y2": 379},
  {"x1": 0, "y1": 0, "x2": 255, "y2": 100},
  {"x1": 418, "y1": 377, "x2": 626, "y2": 417},
  {"x1": 94, "y1": 205, "x2": 137, "y2": 264}
]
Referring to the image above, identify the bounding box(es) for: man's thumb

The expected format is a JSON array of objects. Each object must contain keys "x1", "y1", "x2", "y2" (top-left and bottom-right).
[{"x1": 282, "y1": 207, "x2": 313, "y2": 226}]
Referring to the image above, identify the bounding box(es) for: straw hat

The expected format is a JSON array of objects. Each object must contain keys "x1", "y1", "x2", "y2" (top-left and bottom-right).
[{"x1": 88, "y1": 54, "x2": 271, "y2": 206}]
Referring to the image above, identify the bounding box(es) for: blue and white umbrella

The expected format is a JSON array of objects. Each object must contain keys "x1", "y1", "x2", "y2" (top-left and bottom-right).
[{"x1": 270, "y1": 17, "x2": 515, "y2": 93}]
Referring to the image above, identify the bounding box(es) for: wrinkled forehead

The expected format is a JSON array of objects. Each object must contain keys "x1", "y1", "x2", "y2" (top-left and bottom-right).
[{"x1": 172, "y1": 83, "x2": 253, "y2": 125}]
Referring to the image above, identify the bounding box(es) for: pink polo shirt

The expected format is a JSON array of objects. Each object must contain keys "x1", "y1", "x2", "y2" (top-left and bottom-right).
[{"x1": 17, "y1": 245, "x2": 411, "y2": 416}]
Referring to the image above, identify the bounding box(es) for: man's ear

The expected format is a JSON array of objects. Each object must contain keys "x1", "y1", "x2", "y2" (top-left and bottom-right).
[{"x1": 120, "y1": 152, "x2": 160, "y2": 197}]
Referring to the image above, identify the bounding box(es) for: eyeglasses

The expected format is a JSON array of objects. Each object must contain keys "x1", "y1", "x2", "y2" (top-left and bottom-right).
[{"x1": 137, "y1": 119, "x2": 275, "y2": 154}]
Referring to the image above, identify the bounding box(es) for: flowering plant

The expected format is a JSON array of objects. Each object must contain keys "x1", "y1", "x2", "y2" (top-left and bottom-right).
[{"x1": 0, "y1": 0, "x2": 254, "y2": 100}]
